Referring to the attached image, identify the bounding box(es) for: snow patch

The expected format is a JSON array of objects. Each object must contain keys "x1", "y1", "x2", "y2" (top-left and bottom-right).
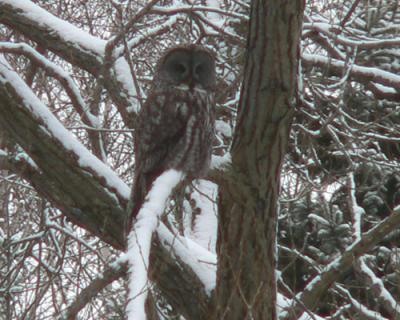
[
  {"x1": 157, "y1": 223, "x2": 217, "y2": 293},
  {"x1": 191, "y1": 180, "x2": 218, "y2": 253}
]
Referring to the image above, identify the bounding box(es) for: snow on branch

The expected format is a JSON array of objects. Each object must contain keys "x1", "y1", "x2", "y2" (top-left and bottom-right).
[
  {"x1": 114, "y1": 16, "x2": 179, "y2": 58},
  {"x1": 1, "y1": 0, "x2": 105, "y2": 55},
  {"x1": 347, "y1": 172, "x2": 365, "y2": 241},
  {"x1": 151, "y1": 4, "x2": 247, "y2": 21},
  {"x1": 189, "y1": 180, "x2": 218, "y2": 254},
  {"x1": 283, "y1": 205, "x2": 400, "y2": 319},
  {"x1": 0, "y1": 55, "x2": 130, "y2": 200},
  {"x1": 302, "y1": 53, "x2": 400, "y2": 91},
  {"x1": 105, "y1": 0, "x2": 161, "y2": 55},
  {"x1": 211, "y1": 152, "x2": 231, "y2": 170},
  {"x1": 0, "y1": 0, "x2": 139, "y2": 121},
  {"x1": 150, "y1": 4, "x2": 245, "y2": 45},
  {"x1": 357, "y1": 257, "x2": 400, "y2": 318},
  {"x1": 157, "y1": 223, "x2": 217, "y2": 293},
  {"x1": 0, "y1": 42, "x2": 98, "y2": 128},
  {"x1": 126, "y1": 170, "x2": 184, "y2": 320},
  {"x1": 335, "y1": 285, "x2": 390, "y2": 320},
  {"x1": 304, "y1": 22, "x2": 400, "y2": 50}
]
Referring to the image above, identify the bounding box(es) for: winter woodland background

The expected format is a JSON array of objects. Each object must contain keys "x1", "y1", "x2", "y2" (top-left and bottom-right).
[{"x1": 0, "y1": 0, "x2": 400, "y2": 319}]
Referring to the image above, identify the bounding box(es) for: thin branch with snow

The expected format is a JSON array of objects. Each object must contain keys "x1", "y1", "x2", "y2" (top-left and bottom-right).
[{"x1": 126, "y1": 170, "x2": 184, "y2": 320}]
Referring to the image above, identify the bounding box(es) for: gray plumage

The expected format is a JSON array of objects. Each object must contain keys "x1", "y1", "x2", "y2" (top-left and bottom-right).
[{"x1": 126, "y1": 45, "x2": 216, "y2": 235}]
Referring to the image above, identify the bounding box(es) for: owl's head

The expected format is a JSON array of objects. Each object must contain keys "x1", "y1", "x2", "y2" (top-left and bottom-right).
[{"x1": 155, "y1": 45, "x2": 216, "y2": 91}]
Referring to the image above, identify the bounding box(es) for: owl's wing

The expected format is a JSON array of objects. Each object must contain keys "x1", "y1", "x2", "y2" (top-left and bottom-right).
[
  {"x1": 126, "y1": 91, "x2": 188, "y2": 235},
  {"x1": 135, "y1": 91, "x2": 188, "y2": 174}
]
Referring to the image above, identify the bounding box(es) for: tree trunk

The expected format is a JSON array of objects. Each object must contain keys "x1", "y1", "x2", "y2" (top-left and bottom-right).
[{"x1": 215, "y1": 1, "x2": 305, "y2": 319}]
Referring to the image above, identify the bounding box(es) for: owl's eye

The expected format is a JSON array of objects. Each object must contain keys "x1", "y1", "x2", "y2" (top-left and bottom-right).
[
  {"x1": 174, "y1": 63, "x2": 187, "y2": 76},
  {"x1": 194, "y1": 64, "x2": 204, "y2": 80},
  {"x1": 169, "y1": 62, "x2": 190, "y2": 82}
]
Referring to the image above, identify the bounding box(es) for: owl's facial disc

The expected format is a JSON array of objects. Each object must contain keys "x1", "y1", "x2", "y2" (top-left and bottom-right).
[{"x1": 160, "y1": 47, "x2": 215, "y2": 90}]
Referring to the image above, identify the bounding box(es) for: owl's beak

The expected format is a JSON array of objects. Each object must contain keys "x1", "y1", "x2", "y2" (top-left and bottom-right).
[{"x1": 188, "y1": 76, "x2": 195, "y2": 91}]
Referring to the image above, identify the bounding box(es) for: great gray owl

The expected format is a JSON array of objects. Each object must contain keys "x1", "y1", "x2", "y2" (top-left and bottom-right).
[{"x1": 126, "y1": 45, "x2": 216, "y2": 235}]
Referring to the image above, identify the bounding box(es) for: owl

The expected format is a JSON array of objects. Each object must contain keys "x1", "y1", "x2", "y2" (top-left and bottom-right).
[{"x1": 126, "y1": 45, "x2": 216, "y2": 235}]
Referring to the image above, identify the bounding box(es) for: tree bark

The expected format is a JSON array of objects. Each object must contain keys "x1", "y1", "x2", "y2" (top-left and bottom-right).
[{"x1": 215, "y1": 1, "x2": 305, "y2": 319}]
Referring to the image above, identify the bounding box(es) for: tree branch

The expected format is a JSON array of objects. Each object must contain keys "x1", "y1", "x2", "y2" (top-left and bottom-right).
[
  {"x1": 62, "y1": 260, "x2": 127, "y2": 320},
  {"x1": 286, "y1": 206, "x2": 400, "y2": 318},
  {"x1": 0, "y1": 0, "x2": 136, "y2": 128},
  {"x1": 126, "y1": 170, "x2": 184, "y2": 320},
  {"x1": 0, "y1": 42, "x2": 107, "y2": 158},
  {"x1": 302, "y1": 53, "x2": 400, "y2": 97},
  {"x1": 0, "y1": 56, "x2": 210, "y2": 320}
]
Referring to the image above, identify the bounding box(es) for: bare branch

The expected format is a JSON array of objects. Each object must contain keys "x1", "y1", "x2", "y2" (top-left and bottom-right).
[{"x1": 62, "y1": 260, "x2": 127, "y2": 320}]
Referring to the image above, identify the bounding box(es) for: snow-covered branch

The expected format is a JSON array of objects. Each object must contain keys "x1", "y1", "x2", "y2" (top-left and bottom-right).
[
  {"x1": 356, "y1": 257, "x2": 400, "y2": 318},
  {"x1": 0, "y1": 56, "x2": 130, "y2": 199},
  {"x1": 0, "y1": 0, "x2": 138, "y2": 126},
  {"x1": 302, "y1": 53, "x2": 400, "y2": 91},
  {"x1": 0, "y1": 0, "x2": 105, "y2": 55},
  {"x1": 152, "y1": 5, "x2": 247, "y2": 20},
  {"x1": 0, "y1": 42, "x2": 98, "y2": 128},
  {"x1": 335, "y1": 285, "x2": 390, "y2": 320},
  {"x1": 126, "y1": 170, "x2": 184, "y2": 320},
  {"x1": 347, "y1": 172, "x2": 364, "y2": 241},
  {"x1": 0, "y1": 54, "x2": 129, "y2": 249},
  {"x1": 150, "y1": 5, "x2": 245, "y2": 45},
  {"x1": 304, "y1": 22, "x2": 400, "y2": 49},
  {"x1": 157, "y1": 223, "x2": 217, "y2": 292},
  {"x1": 283, "y1": 206, "x2": 400, "y2": 319}
]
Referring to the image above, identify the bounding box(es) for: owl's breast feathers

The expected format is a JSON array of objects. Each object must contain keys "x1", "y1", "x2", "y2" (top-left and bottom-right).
[
  {"x1": 136, "y1": 85, "x2": 214, "y2": 174},
  {"x1": 167, "y1": 86, "x2": 215, "y2": 176},
  {"x1": 128, "y1": 87, "x2": 214, "y2": 231}
]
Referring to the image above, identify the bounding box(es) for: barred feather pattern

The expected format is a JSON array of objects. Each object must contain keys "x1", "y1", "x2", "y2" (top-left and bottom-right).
[{"x1": 126, "y1": 85, "x2": 215, "y2": 235}]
